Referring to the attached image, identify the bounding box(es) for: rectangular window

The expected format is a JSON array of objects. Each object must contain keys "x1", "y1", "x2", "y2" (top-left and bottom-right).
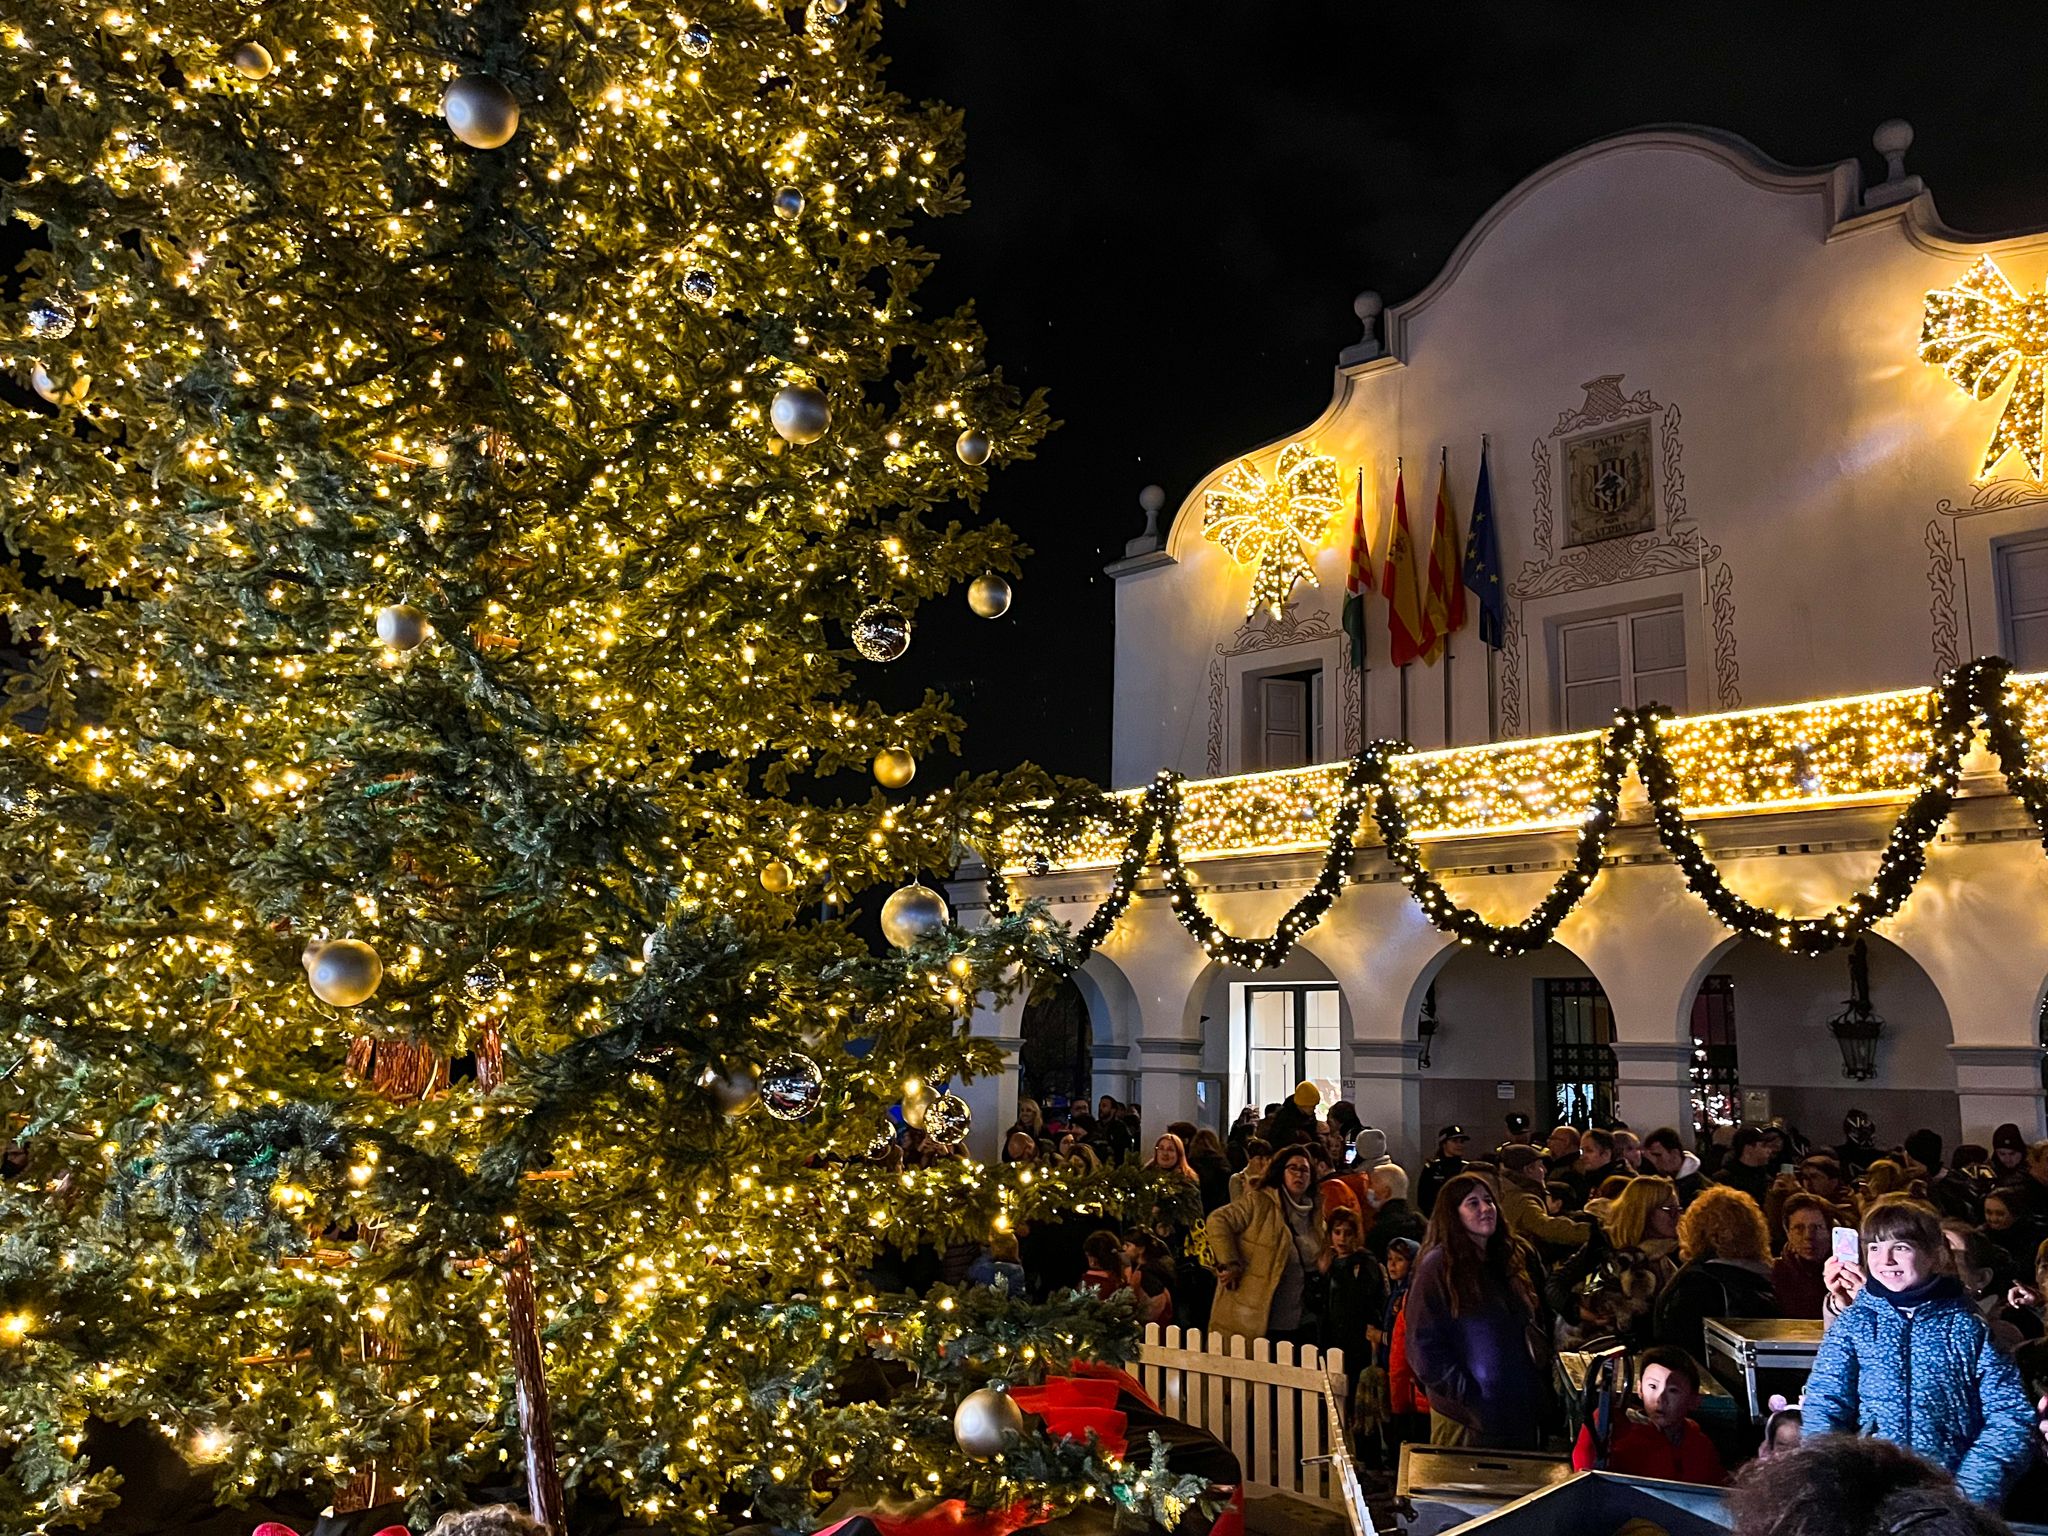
[
  {"x1": 1690, "y1": 975, "x2": 1739, "y2": 1136},
  {"x1": 1241, "y1": 984, "x2": 1341, "y2": 1112},
  {"x1": 1538, "y1": 978, "x2": 1616, "y2": 1128},
  {"x1": 1248, "y1": 667, "x2": 1322, "y2": 770},
  {"x1": 1996, "y1": 537, "x2": 2048, "y2": 672},
  {"x1": 1556, "y1": 606, "x2": 1687, "y2": 730}
]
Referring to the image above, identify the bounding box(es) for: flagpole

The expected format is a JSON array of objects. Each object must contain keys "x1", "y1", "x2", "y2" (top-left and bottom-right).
[
  {"x1": 1482, "y1": 433, "x2": 1498, "y2": 740},
  {"x1": 1356, "y1": 466, "x2": 1369, "y2": 750},
  {"x1": 1440, "y1": 445, "x2": 1454, "y2": 746}
]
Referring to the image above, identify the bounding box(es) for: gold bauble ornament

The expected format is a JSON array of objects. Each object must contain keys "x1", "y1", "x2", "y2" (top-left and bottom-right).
[
  {"x1": 759, "y1": 859, "x2": 795, "y2": 894},
  {"x1": 967, "y1": 574, "x2": 1012, "y2": 619},
  {"x1": 705, "y1": 1063, "x2": 761, "y2": 1117},
  {"x1": 900, "y1": 1076, "x2": 937, "y2": 1129},
  {"x1": 880, "y1": 882, "x2": 949, "y2": 949},
  {"x1": 375, "y1": 603, "x2": 429, "y2": 651},
  {"x1": 231, "y1": 42, "x2": 273, "y2": 78},
  {"x1": 442, "y1": 76, "x2": 521, "y2": 150},
  {"x1": 30, "y1": 364, "x2": 90, "y2": 406},
  {"x1": 770, "y1": 383, "x2": 832, "y2": 444},
  {"x1": 872, "y1": 747, "x2": 916, "y2": 790},
  {"x1": 306, "y1": 938, "x2": 383, "y2": 1007},
  {"x1": 953, "y1": 1386, "x2": 1024, "y2": 1460}
]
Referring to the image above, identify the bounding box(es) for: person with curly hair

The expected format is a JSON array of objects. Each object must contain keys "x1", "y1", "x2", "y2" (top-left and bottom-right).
[
  {"x1": 1402, "y1": 1171, "x2": 1549, "y2": 1448},
  {"x1": 1653, "y1": 1183, "x2": 1780, "y2": 1357},
  {"x1": 428, "y1": 1506, "x2": 548, "y2": 1536},
  {"x1": 1804, "y1": 1196, "x2": 2034, "y2": 1508},
  {"x1": 1729, "y1": 1435, "x2": 2014, "y2": 1536}
]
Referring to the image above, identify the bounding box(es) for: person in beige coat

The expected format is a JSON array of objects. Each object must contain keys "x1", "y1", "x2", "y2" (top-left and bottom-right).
[
  {"x1": 1205, "y1": 1144, "x2": 1329, "y2": 1346},
  {"x1": 1496, "y1": 1143, "x2": 1592, "y2": 1256}
]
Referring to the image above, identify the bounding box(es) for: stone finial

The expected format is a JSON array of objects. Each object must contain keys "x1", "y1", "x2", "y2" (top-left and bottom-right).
[
  {"x1": 1338, "y1": 290, "x2": 1384, "y2": 366},
  {"x1": 1126, "y1": 484, "x2": 1167, "y2": 557},
  {"x1": 1863, "y1": 119, "x2": 1924, "y2": 210}
]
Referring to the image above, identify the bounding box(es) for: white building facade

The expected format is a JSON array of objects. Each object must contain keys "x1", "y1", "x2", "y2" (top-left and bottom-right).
[{"x1": 954, "y1": 125, "x2": 2048, "y2": 1172}]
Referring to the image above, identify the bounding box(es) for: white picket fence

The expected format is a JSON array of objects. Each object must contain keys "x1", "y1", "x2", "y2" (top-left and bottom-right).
[{"x1": 1136, "y1": 1325, "x2": 1375, "y2": 1536}]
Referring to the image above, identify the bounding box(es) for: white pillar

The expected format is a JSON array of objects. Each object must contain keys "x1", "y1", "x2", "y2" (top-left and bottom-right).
[
  {"x1": 1951, "y1": 1045, "x2": 2047, "y2": 1148},
  {"x1": 1091, "y1": 1040, "x2": 1134, "y2": 1105},
  {"x1": 1137, "y1": 1035, "x2": 1204, "y2": 1130},
  {"x1": 1350, "y1": 1038, "x2": 1426, "y2": 1172},
  {"x1": 960, "y1": 992, "x2": 1026, "y2": 1163},
  {"x1": 1609, "y1": 1042, "x2": 1696, "y2": 1143}
]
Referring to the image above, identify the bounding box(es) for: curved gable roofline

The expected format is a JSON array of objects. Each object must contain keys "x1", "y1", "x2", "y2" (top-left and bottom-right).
[{"x1": 1161, "y1": 122, "x2": 2048, "y2": 561}]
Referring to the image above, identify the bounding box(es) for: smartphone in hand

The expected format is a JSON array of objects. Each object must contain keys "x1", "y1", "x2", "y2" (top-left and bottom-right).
[{"x1": 1832, "y1": 1225, "x2": 1862, "y2": 1268}]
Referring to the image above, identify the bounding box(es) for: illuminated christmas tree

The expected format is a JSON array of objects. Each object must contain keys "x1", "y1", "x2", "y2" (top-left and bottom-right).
[{"x1": 0, "y1": 4, "x2": 1192, "y2": 1531}]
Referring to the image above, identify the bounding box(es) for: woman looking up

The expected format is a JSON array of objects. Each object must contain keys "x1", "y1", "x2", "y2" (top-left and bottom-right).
[{"x1": 1403, "y1": 1172, "x2": 1549, "y2": 1448}]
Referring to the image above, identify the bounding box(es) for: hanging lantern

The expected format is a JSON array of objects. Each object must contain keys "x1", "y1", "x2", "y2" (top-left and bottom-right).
[{"x1": 1826, "y1": 939, "x2": 1885, "y2": 1081}]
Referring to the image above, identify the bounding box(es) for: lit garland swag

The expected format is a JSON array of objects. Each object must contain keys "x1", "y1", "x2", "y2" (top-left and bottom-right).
[{"x1": 987, "y1": 656, "x2": 2047, "y2": 969}]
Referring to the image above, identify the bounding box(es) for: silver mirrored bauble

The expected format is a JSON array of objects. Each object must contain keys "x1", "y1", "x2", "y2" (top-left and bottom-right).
[
  {"x1": 122, "y1": 135, "x2": 162, "y2": 167},
  {"x1": 772, "y1": 185, "x2": 805, "y2": 220},
  {"x1": 880, "y1": 882, "x2": 948, "y2": 949},
  {"x1": 925, "y1": 1092, "x2": 972, "y2": 1147},
  {"x1": 682, "y1": 268, "x2": 717, "y2": 303},
  {"x1": 231, "y1": 41, "x2": 273, "y2": 79},
  {"x1": 442, "y1": 76, "x2": 520, "y2": 150},
  {"x1": 463, "y1": 960, "x2": 505, "y2": 1003},
  {"x1": 872, "y1": 747, "x2": 916, "y2": 790},
  {"x1": 706, "y1": 1063, "x2": 760, "y2": 1116},
  {"x1": 27, "y1": 298, "x2": 75, "y2": 340},
  {"x1": 955, "y1": 427, "x2": 992, "y2": 466},
  {"x1": 967, "y1": 574, "x2": 1012, "y2": 619},
  {"x1": 866, "y1": 1119, "x2": 898, "y2": 1158},
  {"x1": 760, "y1": 1052, "x2": 824, "y2": 1121},
  {"x1": 850, "y1": 602, "x2": 910, "y2": 663},
  {"x1": 952, "y1": 1385, "x2": 1022, "y2": 1460},
  {"x1": 770, "y1": 382, "x2": 832, "y2": 445},
  {"x1": 679, "y1": 20, "x2": 714, "y2": 56},
  {"x1": 308, "y1": 938, "x2": 383, "y2": 1008},
  {"x1": 375, "y1": 603, "x2": 429, "y2": 651},
  {"x1": 1030, "y1": 853, "x2": 1052, "y2": 878},
  {"x1": 31, "y1": 365, "x2": 90, "y2": 406}
]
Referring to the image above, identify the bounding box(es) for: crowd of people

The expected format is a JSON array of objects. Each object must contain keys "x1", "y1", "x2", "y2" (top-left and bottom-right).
[{"x1": 980, "y1": 1084, "x2": 2048, "y2": 1521}]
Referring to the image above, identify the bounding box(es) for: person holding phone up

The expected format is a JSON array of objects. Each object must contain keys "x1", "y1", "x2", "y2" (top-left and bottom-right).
[{"x1": 1804, "y1": 1196, "x2": 2035, "y2": 1508}]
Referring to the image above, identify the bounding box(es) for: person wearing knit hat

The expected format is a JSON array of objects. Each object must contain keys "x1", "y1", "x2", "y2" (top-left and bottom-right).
[
  {"x1": 1352, "y1": 1126, "x2": 1393, "y2": 1170},
  {"x1": 1994, "y1": 1123, "x2": 2028, "y2": 1184}
]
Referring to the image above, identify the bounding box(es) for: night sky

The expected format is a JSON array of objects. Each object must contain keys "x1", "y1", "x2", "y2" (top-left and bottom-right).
[{"x1": 881, "y1": 1, "x2": 2048, "y2": 785}]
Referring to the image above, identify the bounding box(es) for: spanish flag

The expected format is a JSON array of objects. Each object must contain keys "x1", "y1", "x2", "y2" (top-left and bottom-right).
[
  {"x1": 1341, "y1": 468, "x2": 1373, "y2": 669},
  {"x1": 1422, "y1": 452, "x2": 1466, "y2": 664},
  {"x1": 1382, "y1": 465, "x2": 1429, "y2": 668}
]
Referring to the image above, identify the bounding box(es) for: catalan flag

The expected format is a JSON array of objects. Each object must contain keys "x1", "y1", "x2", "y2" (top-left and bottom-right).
[
  {"x1": 1382, "y1": 465, "x2": 1429, "y2": 668},
  {"x1": 1341, "y1": 468, "x2": 1373, "y2": 669},
  {"x1": 1422, "y1": 453, "x2": 1466, "y2": 664}
]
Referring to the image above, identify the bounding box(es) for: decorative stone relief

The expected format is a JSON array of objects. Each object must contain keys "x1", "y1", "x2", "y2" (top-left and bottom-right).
[
  {"x1": 1929, "y1": 478, "x2": 2048, "y2": 678},
  {"x1": 1205, "y1": 606, "x2": 1349, "y2": 773},
  {"x1": 1503, "y1": 376, "x2": 1741, "y2": 736}
]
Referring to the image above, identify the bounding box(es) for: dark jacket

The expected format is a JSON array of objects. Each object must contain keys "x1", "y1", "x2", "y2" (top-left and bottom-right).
[
  {"x1": 1320, "y1": 1250, "x2": 1389, "y2": 1374},
  {"x1": 1711, "y1": 1159, "x2": 1773, "y2": 1204},
  {"x1": 1652, "y1": 1256, "x2": 1780, "y2": 1358},
  {"x1": 1416, "y1": 1155, "x2": 1469, "y2": 1220},
  {"x1": 1191, "y1": 1153, "x2": 1233, "y2": 1214},
  {"x1": 1402, "y1": 1244, "x2": 1548, "y2": 1447},
  {"x1": 1805, "y1": 1276, "x2": 2035, "y2": 1508},
  {"x1": 1365, "y1": 1199, "x2": 1426, "y2": 1261}
]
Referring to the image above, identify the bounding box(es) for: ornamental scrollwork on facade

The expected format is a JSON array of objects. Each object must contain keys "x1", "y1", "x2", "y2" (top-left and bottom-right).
[{"x1": 1502, "y1": 380, "x2": 1741, "y2": 735}]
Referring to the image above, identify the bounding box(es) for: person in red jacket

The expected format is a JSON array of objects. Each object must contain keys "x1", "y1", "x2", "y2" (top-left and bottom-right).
[{"x1": 1571, "y1": 1346, "x2": 1727, "y2": 1485}]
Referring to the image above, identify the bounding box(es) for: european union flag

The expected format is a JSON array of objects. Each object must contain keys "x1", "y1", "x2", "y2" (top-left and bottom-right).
[{"x1": 1463, "y1": 444, "x2": 1505, "y2": 649}]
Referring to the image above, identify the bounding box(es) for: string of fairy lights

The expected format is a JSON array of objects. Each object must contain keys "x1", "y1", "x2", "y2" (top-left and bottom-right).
[{"x1": 986, "y1": 657, "x2": 2048, "y2": 968}]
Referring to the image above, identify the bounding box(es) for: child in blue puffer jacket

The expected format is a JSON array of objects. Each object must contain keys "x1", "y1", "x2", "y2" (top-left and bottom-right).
[{"x1": 1803, "y1": 1195, "x2": 2035, "y2": 1508}]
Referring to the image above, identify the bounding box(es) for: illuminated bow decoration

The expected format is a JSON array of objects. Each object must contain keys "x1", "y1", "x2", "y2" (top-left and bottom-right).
[
  {"x1": 1201, "y1": 441, "x2": 1344, "y2": 617},
  {"x1": 1920, "y1": 256, "x2": 2048, "y2": 478}
]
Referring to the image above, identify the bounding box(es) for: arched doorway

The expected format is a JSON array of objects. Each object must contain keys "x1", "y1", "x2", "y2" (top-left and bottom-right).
[
  {"x1": 1016, "y1": 974, "x2": 1092, "y2": 1119},
  {"x1": 1185, "y1": 948, "x2": 1351, "y2": 1132},
  {"x1": 1681, "y1": 933, "x2": 1958, "y2": 1150},
  {"x1": 1416, "y1": 940, "x2": 1613, "y2": 1141}
]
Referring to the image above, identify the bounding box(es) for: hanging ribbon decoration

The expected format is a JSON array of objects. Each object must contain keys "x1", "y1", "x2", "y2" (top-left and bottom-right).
[
  {"x1": 986, "y1": 657, "x2": 2043, "y2": 971},
  {"x1": 1920, "y1": 257, "x2": 2048, "y2": 479}
]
